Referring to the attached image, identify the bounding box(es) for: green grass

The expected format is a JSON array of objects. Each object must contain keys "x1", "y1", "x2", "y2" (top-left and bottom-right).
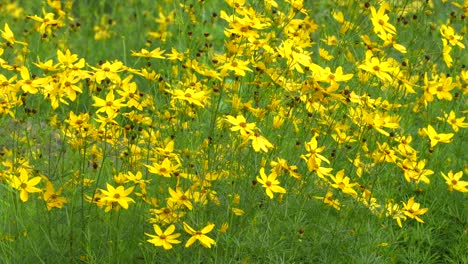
[{"x1": 0, "y1": 0, "x2": 467, "y2": 263}]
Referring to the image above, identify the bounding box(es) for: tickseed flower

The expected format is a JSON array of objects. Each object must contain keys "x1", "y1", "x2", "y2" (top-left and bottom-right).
[
  {"x1": 43, "y1": 180, "x2": 67, "y2": 210},
  {"x1": 422, "y1": 125, "x2": 454, "y2": 147},
  {"x1": 314, "y1": 190, "x2": 341, "y2": 210},
  {"x1": 329, "y1": 169, "x2": 358, "y2": 197},
  {"x1": 100, "y1": 184, "x2": 135, "y2": 212},
  {"x1": 437, "y1": 111, "x2": 468, "y2": 132},
  {"x1": 145, "y1": 224, "x2": 181, "y2": 250},
  {"x1": 440, "y1": 24, "x2": 465, "y2": 49},
  {"x1": 442, "y1": 39, "x2": 453, "y2": 68},
  {"x1": 90, "y1": 60, "x2": 123, "y2": 84},
  {"x1": 168, "y1": 187, "x2": 193, "y2": 210},
  {"x1": 171, "y1": 88, "x2": 207, "y2": 108},
  {"x1": 1, "y1": 23, "x2": 27, "y2": 45},
  {"x1": 146, "y1": 158, "x2": 181, "y2": 178},
  {"x1": 441, "y1": 170, "x2": 468, "y2": 192},
  {"x1": 248, "y1": 132, "x2": 274, "y2": 153},
  {"x1": 183, "y1": 222, "x2": 216, "y2": 248},
  {"x1": 386, "y1": 201, "x2": 407, "y2": 228},
  {"x1": 226, "y1": 114, "x2": 256, "y2": 136},
  {"x1": 131, "y1": 47, "x2": 165, "y2": 59},
  {"x1": 370, "y1": 5, "x2": 396, "y2": 39},
  {"x1": 402, "y1": 197, "x2": 428, "y2": 224},
  {"x1": 358, "y1": 51, "x2": 394, "y2": 82},
  {"x1": 301, "y1": 133, "x2": 330, "y2": 172},
  {"x1": 92, "y1": 90, "x2": 126, "y2": 116},
  {"x1": 10, "y1": 170, "x2": 42, "y2": 202},
  {"x1": 256, "y1": 167, "x2": 286, "y2": 199}
]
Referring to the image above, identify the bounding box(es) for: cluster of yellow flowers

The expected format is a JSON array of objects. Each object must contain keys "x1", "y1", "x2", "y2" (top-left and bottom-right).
[{"x1": 0, "y1": 0, "x2": 467, "y2": 254}]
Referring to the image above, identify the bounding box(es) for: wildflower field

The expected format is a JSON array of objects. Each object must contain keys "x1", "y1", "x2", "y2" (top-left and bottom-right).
[{"x1": 0, "y1": 0, "x2": 467, "y2": 263}]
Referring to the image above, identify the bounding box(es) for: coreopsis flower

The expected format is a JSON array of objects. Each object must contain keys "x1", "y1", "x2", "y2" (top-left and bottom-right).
[
  {"x1": 125, "y1": 171, "x2": 151, "y2": 189},
  {"x1": 372, "y1": 142, "x2": 398, "y2": 163},
  {"x1": 167, "y1": 187, "x2": 193, "y2": 210},
  {"x1": 145, "y1": 224, "x2": 181, "y2": 250},
  {"x1": 1, "y1": 23, "x2": 27, "y2": 45},
  {"x1": 149, "y1": 201, "x2": 185, "y2": 225},
  {"x1": 428, "y1": 74, "x2": 455, "y2": 101},
  {"x1": 17, "y1": 66, "x2": 48, "y2": 94},
  {"x1": 225, "y1": 114, "x2": 256, "y2": 136},
  {"x1": 437, "y1": 111, "x2": 468, "y2": 132},
  {"x1": 27, "y1": 10, "x2": 64, "y2": 35},
  {"x1": 131, "y1": 47, "x2": 165, "y2": 59},
  {"x1": 441, "y1": 170, "x2": 468, "y2": 192},
  {"x1": 386, "y1": 201, "x2": 407, "y2": 228},
  {"x1": 301, "y1": 133, "x2": 330, "y2": 172},
  {"x1": 219, "y1": 58, "x2": 253, "y2": 76},
  {"x1": 10, "y1": 170, "x2": 42, "y2": 202},
  {"x1": 146, "y1": 158, "x2": 180, "y2": 178},
  {"x1": 318, "y1": 66, "x2": 353, "y2": 83},
  {"x1": 402, "y1": 197, "x2": 428, "y2": 224},
  {"x1": 399, "y1": 159, "x2": 433, "y2": 184},
  {"x1": 248, "y1": 132, "x2": 274, "y2": 153},
  {"x1": 57, "y1": 49, "x2": 82, "y2": 69},
  {"x1": 171, "y1": 88, "x2": 207, "y2": 108},
  {"x1": 117, "y1": 79, "x2": 143, "y2": 110},
  {"x1": 100, "y1": 184, "x2": 135, "y2": 211},
  {"x1": 358, "y1": 51, "x2": 394, "y2": 82},
  {"x1": 90, "y1": 60, "x2": 123, "y2": 84},
  {"x1": 166, "y1": 48, "x2": 185, "y2": 61},
  {"x1": 370, "y1": 5, "x2": 396, "y2": 39},
  {"x1": 92, "y1": 90, "x2": 126, "y2": 116},
  {"x1": 442, "y1": 39, "x2": 453, "y2": 68},
  {"x1": 329, "y1": 169, "x2": 358, "y2": 197},
  {"x1": 183, "y1": 222, "x2": 216, "y2": 248},
  {"x1": 440, "y1": 24, "x2": 465, "y2": 49},
  {"x1": 42, "y1": 180, "x2": 67, "y2": 210},
  {"x1": 422, "y1": 125, "x2": 454, "y2": 147},
  {"x1": 314, "y1": 190, "x2": 341, "y2": 210},
  {"x1": 58, "y1": 72, "x2": 82, "y2": 102},
  {"x1": 256, "y1": 167, "x2": 286, "y2": 199}
]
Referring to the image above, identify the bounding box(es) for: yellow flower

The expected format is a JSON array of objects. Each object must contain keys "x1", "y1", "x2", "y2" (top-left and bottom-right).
[
  {"x1": 131, "y1": 47, "x2": 165, "y2": 59},
  {"x1": 91, "y1": 60, "x2": 123, "y2": 84},
  {"x1": 226, "y1": 114, "x2": 256, "y2": 136},
  {"x1": 314, "y1": 190, "x2": 341, "y2": 210},
  {"x1": 168, "y1": 187, "x2": 193, "y2": 210},
  {"x1": 100, "y1": 184, "x2": 135, "y2": 211},
  {"x1": 42, "y1": 180, "x2": 67, "y2": 210},
  {"x1": 248, "y1": 132, "x2": 274, "y2": 153},
  {"x1": 428, "y1": 74, "x2": 455, "y2": 101},
  {"x1": 329, "y1": 169, "x2": 357, "y2": 197},
  {"x1": 10, "y1": 170, "x2": 42, "y2": 202},
  {"x1": 441, "y1": 170, "x2": 468, "y2": 192},
  {"x1": 145, "y1": 224, "x2": 181, "y2": 250},
  {"x1": 358, "y1": 51, "x2": 394, "y2": 82},
  {"x1": 402, "y1": 197, "x2": 428, "y2": 223},
  {"x1": 442, "y1": 39, "x2": 453, "y2": 68},
  {"x1": 438, "y1": 111, "x2": 468, "y2": 132},
  {"x1": 219, "y1": 58, "x2": 253, "y2": 76},
  {"x1": 386, "y1": 201, "x2": 407, "y2": 228},
  {"x1": 256, "y1": 167, "x2": 286, "y2": 199},
  {"x1": 146, "y1": 158, "x2": 180, "y2": 178},
  {"x1": 423, "y1": 125, "x2": 454, "y2": 147},
  {"x1": 440, "y1": 24, "x2": 465, "y2": 49},
  {"x1": 370, "y1": 5, "x2": 396, "y2": 39},
  {"x1": 171, "y1": 88, "x2": 207, "y2": 108},
  {"x1": 301, "y1": 133, "x2": 330, "y2": 171},
  {"x1": 1, "y1": 23, "x2": 27, "y2": 45},
  {"x1": 183, "y1": 222, "x2": 216, "y2": 248},
  {"x1": 92, "y1": 90, "x2": 126, "y2": 116}
]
